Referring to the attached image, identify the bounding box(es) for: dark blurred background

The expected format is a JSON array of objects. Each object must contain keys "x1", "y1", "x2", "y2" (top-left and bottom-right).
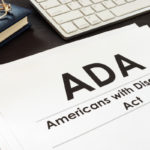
[{"x1": 0, "y1": 0, "x2": 150, "y2": 64}]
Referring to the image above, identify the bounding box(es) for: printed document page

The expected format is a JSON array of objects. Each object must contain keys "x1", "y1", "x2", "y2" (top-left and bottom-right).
[{"x1": 0, "y1": 25, "x2": 150, "y2": 150}]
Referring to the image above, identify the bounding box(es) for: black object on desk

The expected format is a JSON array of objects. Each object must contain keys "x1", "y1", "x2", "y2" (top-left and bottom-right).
[
  {"x1": 0, "y1": 4, "x2": 31, "y2": 47},
  {"x1": 0, "y1": 0, "x2": 150, "y2": 64}
]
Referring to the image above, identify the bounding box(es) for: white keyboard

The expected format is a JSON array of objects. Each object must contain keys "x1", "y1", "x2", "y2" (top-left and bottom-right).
[{"x1": 30, "y1": 0, "x2": 150, "y2": 39}]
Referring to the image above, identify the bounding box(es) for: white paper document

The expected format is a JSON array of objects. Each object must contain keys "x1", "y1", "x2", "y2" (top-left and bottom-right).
[{"x1": 0, "y1": 24, "x2": 150, "y2": 150}]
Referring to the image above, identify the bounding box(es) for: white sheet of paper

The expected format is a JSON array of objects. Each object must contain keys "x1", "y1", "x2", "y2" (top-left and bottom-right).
[{"x1": 0, "y1": 24, "x2": 150, "y2": 150}]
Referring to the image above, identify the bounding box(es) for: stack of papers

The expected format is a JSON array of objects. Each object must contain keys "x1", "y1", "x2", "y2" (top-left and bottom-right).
[{"x1": 0, "y1": 24, "x2": 150, "y2": 150}]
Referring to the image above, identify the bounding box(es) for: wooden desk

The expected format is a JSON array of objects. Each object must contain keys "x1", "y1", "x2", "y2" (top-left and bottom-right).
[{"x1": 1, "y1": 0, "x2": 150, "y2": 64}]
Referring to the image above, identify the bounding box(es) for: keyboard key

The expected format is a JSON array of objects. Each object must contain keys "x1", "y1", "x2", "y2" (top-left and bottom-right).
[
  {"x1": 73, "y1": 18, "x2": 89, "y2": 29},
  {"x1": 102, "y1": 0, "x2": 116, "y2": 8},
  {"x1": 92, "y1": 3, "x2": 106, "y2": 12},
  {"x1": 36, "y1": 0, "x2": 46, "y2": 3},
  {"x1": 47, "y1": 5, "x2": 70, "y2": 17},
  {"x1": 61, "y1": 22, "x2": 77, "y2": 33},
  {"x1": 111, "y1": 0, "x2": 150, "y2": 16},
  {"x1": 68, "y1": 1, "x2": 81, "y2": 10},
  {"x1": 86, "y1": 14, "x2": 101, "y2": 25},
  {"x1": 91, "y1": 0, "x2": 104, "y2": 3},
  {"x1": 112, "y1": 0, "x2": 126, "y2": 5},
  {"x1": 97, "y1": 10, "x2": 115, "y2": 21},
  {"x1": 54, "y1": 10, "x2": 83, "y2": 24},
  {"x1": 40, "y1": 0, "x2": 60, "y2": 9},
  {"x1": 59, "y1": 0, "x2": 72, "y2": 4},
  {"x1": 80, "y1": 6, "x2": 94, "y2": 15},
  {"x1": 79, "y1": 0, "x2": 92, "y2": 7},
  {"x1": 126, "y1": 0, "x2": 136, "y2": 2}
]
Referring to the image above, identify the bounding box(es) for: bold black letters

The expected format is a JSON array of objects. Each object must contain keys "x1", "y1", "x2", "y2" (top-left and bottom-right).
[
  {"x1": 83, "y1": 63, "x2": 116, "y2": 87},
  {"x1": 62, "y1": 73, "x2": 95, "y2": 100},
  {"x1": 62, "y1": 54, "x2": 146, "y2": 101},
  {"x1": 47, "y1": 121, "x2": 57, "y2": 129},
  {"x1": 115, "y1": 54, "x2": 146, "y2": 77}
]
